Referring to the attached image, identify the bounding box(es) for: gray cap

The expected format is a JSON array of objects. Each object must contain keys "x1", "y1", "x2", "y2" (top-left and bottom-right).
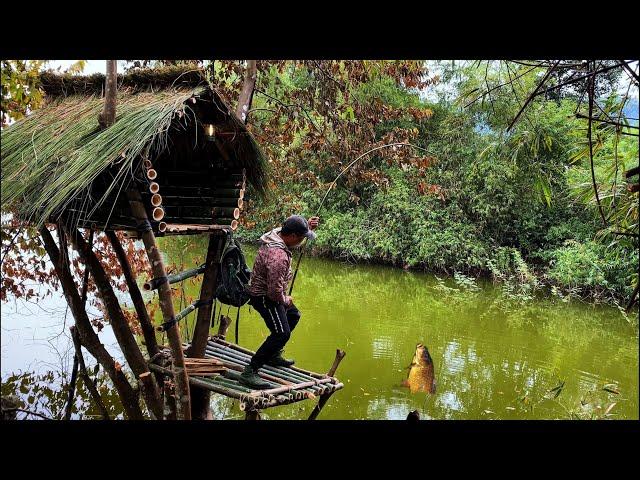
[{"x1": 282, "y1": 215, "x2": 316, "y2": 241}]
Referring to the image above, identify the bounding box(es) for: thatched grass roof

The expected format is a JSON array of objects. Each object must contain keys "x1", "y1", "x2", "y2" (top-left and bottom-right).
[{"x1": 1, "y1": 66, "x2": 268, "y2": 229}]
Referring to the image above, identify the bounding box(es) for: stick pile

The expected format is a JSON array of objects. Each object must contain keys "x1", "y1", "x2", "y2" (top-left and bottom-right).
[{"x1": 184, "y1": 358, "x2": 226, "y2": 377}]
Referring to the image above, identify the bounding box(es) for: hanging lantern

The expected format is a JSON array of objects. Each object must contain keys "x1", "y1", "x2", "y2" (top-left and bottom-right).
[{"x1": 203, "y1": 123, "x2": 216, "y2": 141}]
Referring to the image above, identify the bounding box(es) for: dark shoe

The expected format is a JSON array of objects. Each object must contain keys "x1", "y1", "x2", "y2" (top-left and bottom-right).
[
  {"x1": 239, "y1": 365, "x2": 271, "y2": 389},
  {"x1": 266, "y1": 350, "x2": 295, "y2": 367}
]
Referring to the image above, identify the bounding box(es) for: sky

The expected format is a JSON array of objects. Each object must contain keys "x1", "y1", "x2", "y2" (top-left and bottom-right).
[{"x1": 51, "y1": 60, "x2": 124, "y2": 74}]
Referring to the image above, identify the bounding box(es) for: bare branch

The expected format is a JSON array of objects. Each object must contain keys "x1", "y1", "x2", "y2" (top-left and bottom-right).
[
  {"x1": 587, "y1": 63, "x2": 608, "y2": 227},
  {"x1": 507, "y1": 60, "x2": 560, "y2": 132}
]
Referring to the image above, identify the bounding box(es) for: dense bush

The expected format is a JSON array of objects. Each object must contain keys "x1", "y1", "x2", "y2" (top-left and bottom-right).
[
  {"x1": 236, "y1": 70, "x2": 637, "y2": 307},
  {"x1": 545, "y1": 240, "x2": 638, "y2": 303}
]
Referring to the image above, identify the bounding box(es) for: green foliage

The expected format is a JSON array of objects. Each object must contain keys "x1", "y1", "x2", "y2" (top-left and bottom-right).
[
  {"x1": 1, "y1": 60, "x2": 47, "y2": 127},
  {"x1": 1, "y1": 60, "x2": 87, "y2": 127},
  {"x1": 546, "y1": 240, "x2": 638, "y2": 303},
  {"x1": 240, "y1": 62, "x2": 637, "y2": 307},
  {"x1": 487, "y1": 247, "x2": 540, "y2": 302}
]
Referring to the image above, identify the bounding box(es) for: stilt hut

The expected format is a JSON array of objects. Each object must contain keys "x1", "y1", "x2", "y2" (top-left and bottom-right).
[
  {"x1": 1, "y1": 65, "x2": 344, "y2": 420},
  {"x1": 1, "y1": 66, "x2": 266, "y2": 234}
]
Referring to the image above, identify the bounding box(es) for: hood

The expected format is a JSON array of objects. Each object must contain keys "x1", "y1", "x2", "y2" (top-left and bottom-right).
[{"x1": 259, "y1": 227, "x2": 290, "y2": 252}]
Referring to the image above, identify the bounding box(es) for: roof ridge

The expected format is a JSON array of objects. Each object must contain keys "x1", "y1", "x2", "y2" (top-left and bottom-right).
[{"x1": 40, "y1": 65, "x2": 209, "y2": 98}]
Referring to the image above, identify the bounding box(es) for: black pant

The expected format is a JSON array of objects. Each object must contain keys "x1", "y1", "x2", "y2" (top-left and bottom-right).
[{"x1": 248, "y1": 295, "x2": 301, "y2": 369}]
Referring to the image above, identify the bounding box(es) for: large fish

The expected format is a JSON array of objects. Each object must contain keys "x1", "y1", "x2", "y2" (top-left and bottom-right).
[{"x1": 401, "y1": 343, "x2": 436, "y2": 394}]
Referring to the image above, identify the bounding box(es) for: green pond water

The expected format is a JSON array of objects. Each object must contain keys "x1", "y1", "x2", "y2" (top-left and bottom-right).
[{"x1": 158, "y1": 238, "x2": 639, "y2": 420}]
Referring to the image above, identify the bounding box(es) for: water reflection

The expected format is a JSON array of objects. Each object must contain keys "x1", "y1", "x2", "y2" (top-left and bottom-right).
[{"x1": 2, "y1": 237, "x2": 638, "y2": 420}]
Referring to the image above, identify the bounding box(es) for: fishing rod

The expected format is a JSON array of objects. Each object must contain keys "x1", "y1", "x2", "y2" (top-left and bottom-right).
[{"x1": 288, "y1": 142, "x2": 429, "y2": 295}]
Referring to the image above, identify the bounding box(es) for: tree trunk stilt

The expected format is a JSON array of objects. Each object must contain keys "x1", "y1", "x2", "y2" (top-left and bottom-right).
[
  {"x1": 105, "y1": 230, "x2": 160, "y2": 357},
  {"x1": 99, "y1": 60, "x2": 117, "y2": 128},
  {"x1": 66, "y1": 227, "x2": 164, "y2": 420},
  {"x1": 127, "y1": 189, "x2": 191, "y2": 420},
  {"x1": 39, "y1": 226, "x2": 144, "y2": 419}
]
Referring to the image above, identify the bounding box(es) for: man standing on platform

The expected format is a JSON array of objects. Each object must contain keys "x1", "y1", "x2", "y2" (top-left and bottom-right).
[{"x1": 239, "y1": 215, "x2": 320, "y2": 389}]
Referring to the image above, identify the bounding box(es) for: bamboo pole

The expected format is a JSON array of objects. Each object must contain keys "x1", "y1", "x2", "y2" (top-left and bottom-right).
[
  {"x1": 205, "y1": 344, "x2": 324, "y2": 391},
  {"x1": 155, "y1": 300, "x2": 211, "y2": 331},
  {"x1": 209, "y1": 339, "x2": 327, "y2": 380},
  {"x1": 149, "y1": 182, "x2": 160, "y2": 194},
  {"x1": 210, "y1": 378, "x2": 254, "y2": 394},
  {"x1": 143, "y1": 159, "x2": 153, "y2": 169},
  {"x1": 128, "y1": 189, "x2": 191, "y2": 420},
  {"x1": 205, "y1": 344, "x2": 319, "y2": 385},
  {"x1": 39, "y1": 227, "x2": 144, "y2": 420},
  {"x1": 152, "y1": 207, "x2": 164, "y2": 221},
  {"x1": 147, "y1": 169, "x2": 158, "y2": 180},
  {"x1": 212, "y1": 357, "x2": 325, "y2": 399},
  {"x1": 144, "y1": 264, "x2": 206, "y2": 291},
  {"x1": 67, "y1": 227, "x2": 164, "y2": 420},
  {"x1": 213, "y1": 219, "x2": 238, "y2": 230},
  {"x1": 105, "y1": 230, "x2": 159, "y2": 358},
  {"x1": 151, "y1": 194, "x2": 162, "y2": 207},
  {"x1": 308, "y1": 349, "x2": 346, "y2": 420},
  {"x1": 149, "y1": 363, "x2": 255, "y2": 405},
  {"x1": 220, "y1": 365, "x2": 316, "y2": 398},
  {"x1": 156, "y1": 359, "x2": 306, "y2": 410},
  {"x1": 211, "y1": 207, "x2": 240, "y2": 219},
  {"x1": 248, "y1": 379, "x2": 331, "y2": 398},
  {"x1": 165, "y1": 198, "x2": 244, "y2": 208},
  {"x1": 158, "y1": 221, "x2": 167, "y2": 232}
]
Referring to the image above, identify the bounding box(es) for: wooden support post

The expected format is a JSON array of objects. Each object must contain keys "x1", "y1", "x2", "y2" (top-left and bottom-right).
[
  {"x1": 214, "y1": 315, "x2": 232, "y2": 339},
  {"x1": 163, "y1": 380, "x2": 177, "y2": 421},
  {"x1": 189, "y1": 231, "x2": 227, "y2": 358},
  {"x1": 127, "y1": 189, "x2": 192, "y2": 420},
  {"x1": 67, "y1": 227, "x2": 164, "y2": 420},
  {"x1": 63, "y1": 350, "x2": 79, "y2": 421},
  {"x1": 307, "y1": 349, "x2": 346, "y2": 420},
  {"x1": 98, "y1": 60, "x2": 117, "y2": 128},
  {"x1": 245, "y1": 409, "x2": 261, "y2": 420},
  {"x1": 105, "y1": 230, "x2": 159, "y2": 358},
  {"x1": 39, "y1": 226, "x2": 144, "y2": 420},
  {"x1": 187, "y1": 231, "x2": 227, "y2": 420}
]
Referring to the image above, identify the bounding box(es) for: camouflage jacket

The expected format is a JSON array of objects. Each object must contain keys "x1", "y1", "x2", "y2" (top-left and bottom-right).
[{"x1": 247, "y1": 228, "x2": 293, "y2": 305}]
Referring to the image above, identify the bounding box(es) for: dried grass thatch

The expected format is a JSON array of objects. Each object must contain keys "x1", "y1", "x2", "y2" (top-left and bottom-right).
[{"x1": 1, "y1": 66, "x2": 268, "y2": 228}]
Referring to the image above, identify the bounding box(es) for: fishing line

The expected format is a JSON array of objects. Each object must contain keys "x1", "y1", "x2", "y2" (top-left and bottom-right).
[{"x1": 288, "y1": 142, "x2": 430, "y2": 295}]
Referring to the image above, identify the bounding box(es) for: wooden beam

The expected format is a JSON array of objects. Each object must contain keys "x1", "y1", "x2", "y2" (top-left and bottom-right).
[
  {"x1": 67, "y1": 227, "x2": 164, "y2": 420},
  {"x1": 307, "y1": 349, "x2": 346, "y2": 420},
  {"x1": 105, "y1": 230, "x2": 159, "y2": 358},
  {"x1": 39, "y1": 226, "x2": 144, "y2": 420},
  {"x1": 127, "y1": 189, "x2": 192, "y2": 420}
]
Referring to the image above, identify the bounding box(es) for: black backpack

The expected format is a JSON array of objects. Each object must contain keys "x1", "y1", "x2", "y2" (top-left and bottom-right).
[{"x1": 214, "y1": 236, "x2": 251, "y2": 307}]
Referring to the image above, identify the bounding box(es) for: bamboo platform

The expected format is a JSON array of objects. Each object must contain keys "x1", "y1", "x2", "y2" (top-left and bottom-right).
[
  {"x1": 150, "y1": 336, "x2": 345, "y2": 417},
  {"x1": 123, "y1": 224, "x2": 234, "y2": 239}
]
